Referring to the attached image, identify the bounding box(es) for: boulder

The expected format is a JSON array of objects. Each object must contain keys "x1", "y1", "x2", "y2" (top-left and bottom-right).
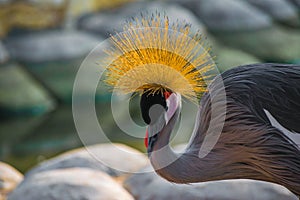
[
  {"x1": 26, "y1": 0, "x2": 66, "y2": 6},
  {"x1": 190, "y1": 0, "x2": 272, "y2": 32},
  {"x1": 289, "y1": 0, "x2": 300, "y2": 8},
  {"x1": 0, "y1": 0, "x2": 11, "y2": 4},
  {"x1": 124, "y1": 165, "x2": 298, "y2": 200},
  {"x1": 0, "y1": 162, "x2": 23, "y2": 200},
  {"x1": 245, "y1": 0, "x2": 299, "y2": 26},
  {"x1": 0, "y1": 42, "x2": 9, "y2": 64},
  {"x1": 215, "y1": 46, "x2": 261, "y2": 72},
  {"x1": 161, "y1": 0, "x2": 198, "y2": 10},
  {"x1": 12, "y1": 30, "x2": 107, "y2": 103},
  {"x1": 5, "y1": 31, "x2": 100, "y2": 63},
  {"x1": 9, "y1": 107, "x2": 80, "y2": 157},
  {"x1": 214, "y1": 26, "x2": 300, "y2": 62},
  {"x1": 23, "y1": 54, "x2": 112, "y2": 103},
  {"x1": 77, "y1": 1, "x2": 206, "y2": 37},
  {"x1": 8, "y1": 168, "x2": 134, "y2": 200},
  {"x1": 0, "y1": 64, "x2": 55, "y2": 116},
  {"x1": 0, "y1": 115, "x2": 46, "y2": 162},
  {"x1": 292, "y1": 59, "x2": 300, "y2": 64},
  {"x1": 67, "y1": 0, "x2": 143, "y2": 21},
  {"x1": 121, "y1": 1, "x2": 207, "y2": 34},
  {"x1": 26, "y1": 143, "x2": 148, "y2": 177}
]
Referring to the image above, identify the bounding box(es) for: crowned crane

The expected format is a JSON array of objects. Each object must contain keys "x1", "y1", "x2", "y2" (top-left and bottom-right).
[{"x1": 104, "y1": 13, "x2": 300, "y2": 196}]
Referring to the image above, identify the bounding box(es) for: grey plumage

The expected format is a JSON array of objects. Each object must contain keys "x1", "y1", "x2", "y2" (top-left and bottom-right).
[{"x1": 142, "y1": 63, "x2": 300, "y2": 196}]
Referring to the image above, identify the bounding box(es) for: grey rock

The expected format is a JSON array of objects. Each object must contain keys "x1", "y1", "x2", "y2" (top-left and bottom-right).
[
  {"x1": 192, "y1": 0, "x2": 272, "y2": 32},
  {"x1": 289, "y1": 0, "x2": 300, "y2": 7},
  {"x1": 122, "y1": 1, "x2": 207, "y2": 33},
  {"x1": 8, "y1": 168, "x2": 134, "y2": 200},
  {"x1": 26, "y1": 143, "x2": 148, "y2": 177},
  {"x1": 245, "y1": 0, "x2": 299, "y2": 24},
  {"x1": 77, "y1": 13, "x2": 121, "y2": 37},
  {"x1": 124, "y1": 165, "x2": 298, "y2": 200},
  {"x1": 27, "y1": 0, "x2": 66, "y2": 6},
  {"x1": 0, "y1": 0, "x2": 11, "y2": 4},
  {"x1": 24, "y1": 60, "x2": 84, "y2": 103},
  {"x1": 77, "y1": 1, "x2": 206, "y2": 37},
  {"x1": 23, "y1": 55, "x2": 111, "y2": 103},
  {"x1": 0, "y1": 64, "x2": 55, "y2": 116},
  {"x1": 215, "y1": 26, "x2": 300, "y2": 62},
  {"x1": 160, "y1": 0, "x2": 198, "y2": 10},
  {"x1": 0, "y1": 42, "x2": 9, "y2": 64},
  {"x1": 0, "y1": 162, "x2": 23, "y2": 200},
  {"x1": 5, "y1": 31, "x2": 100, "y2": 63}
]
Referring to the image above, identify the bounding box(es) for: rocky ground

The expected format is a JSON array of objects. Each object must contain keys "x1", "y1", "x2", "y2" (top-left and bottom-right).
[
  {"x1": 1, "y1": 143, "x2": 299, "y2": 200},
  {"x1": 0, "y1": 0, "x2": 300, "y2": 199}
]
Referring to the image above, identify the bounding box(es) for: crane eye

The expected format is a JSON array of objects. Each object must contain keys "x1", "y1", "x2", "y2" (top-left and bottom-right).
[{"x1": 140, "y1": 91, "x2": 167, "y2": 125}]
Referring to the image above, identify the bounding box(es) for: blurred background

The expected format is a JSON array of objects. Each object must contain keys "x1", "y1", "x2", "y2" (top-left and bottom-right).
[{"x1": 0, "y1": 0, "x2": 299, "y2": 173}]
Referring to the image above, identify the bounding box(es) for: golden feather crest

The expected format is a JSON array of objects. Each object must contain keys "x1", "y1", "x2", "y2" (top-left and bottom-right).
[{"x1": 103, "y1": 13, "x2": 217, "y2": 102}]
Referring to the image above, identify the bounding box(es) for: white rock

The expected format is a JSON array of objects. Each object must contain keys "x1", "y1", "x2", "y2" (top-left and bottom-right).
[
  {"x1": 8, "y1": 168, "x2": 134, "y2": 200},
  {"x1": 0, "y1": 162, "x2": 23, "y2": 199},
  {"x1": 192, "y1": 0, "x2": 272, "y2": 32},
  {"x1": 124, "y1": 165, "x2": 298, "y2": 200},
  {"x1": 26, "y1": 143, "x2": 148, "y2": 177}
]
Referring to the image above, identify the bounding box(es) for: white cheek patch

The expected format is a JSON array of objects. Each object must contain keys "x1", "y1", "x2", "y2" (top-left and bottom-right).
[
  {"x1": 264, "y1": 109, "x2": 300, "y2": 147},
  {"x1": 165, "y1": 93, "x2": 181, "y2": 124}
]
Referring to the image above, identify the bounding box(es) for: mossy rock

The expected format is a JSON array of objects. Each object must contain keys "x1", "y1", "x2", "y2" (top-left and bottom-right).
[
  {"x1": 291, "y1": 59, "x2": 300, "y2": 64},
  {"x1": 206, "y1": 37, "x2": 260, "y2": 72},
  {"x1": 2, "y1": 101, "x2": 146, "y2": 172},
  {"x1": 5, "y1": 30, "x2": 109, "y2": 103},
  {"x1": 214, "y1": 26, "x2": 300, "y2": 62},
  {"x1": 0, "y1": 64, "x2": 55, "y2": 117},
  {"x1": 11, "y1": 106, "x2": 80, "y2": 156},
  {"x1": 0, "y1": 116, "x2": 46, "y2": 153},
  {"x1": 24, "y1": 59, "x2": 111, "y2": 103},
  {"x1": 215, "y1": 46, "x2": 261, "y2": 72}
]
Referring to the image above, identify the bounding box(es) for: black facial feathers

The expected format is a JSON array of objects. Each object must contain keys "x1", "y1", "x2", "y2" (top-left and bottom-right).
[{"x1": 140, "y1": 91, "x2": 167, "y2": 124}]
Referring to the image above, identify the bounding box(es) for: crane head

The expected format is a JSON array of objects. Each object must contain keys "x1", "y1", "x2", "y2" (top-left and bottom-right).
[{"x1": 140, "y1": 90, "x2": 181, "y2": 152}]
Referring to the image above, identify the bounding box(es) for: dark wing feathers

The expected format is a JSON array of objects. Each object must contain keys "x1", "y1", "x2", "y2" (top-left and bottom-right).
[{"x1": 221, "y1": 63, "x2": 300, "y2": 133}]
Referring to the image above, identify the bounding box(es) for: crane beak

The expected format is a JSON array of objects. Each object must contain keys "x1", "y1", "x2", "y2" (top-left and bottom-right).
[{"x1": 145, "y1": 93, "x2": 181, "y2": 153}]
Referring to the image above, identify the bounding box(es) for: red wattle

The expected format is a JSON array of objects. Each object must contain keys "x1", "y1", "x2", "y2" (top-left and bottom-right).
[{"x1": 144, "y1": 129, "x2": 149, "y2": 148}]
